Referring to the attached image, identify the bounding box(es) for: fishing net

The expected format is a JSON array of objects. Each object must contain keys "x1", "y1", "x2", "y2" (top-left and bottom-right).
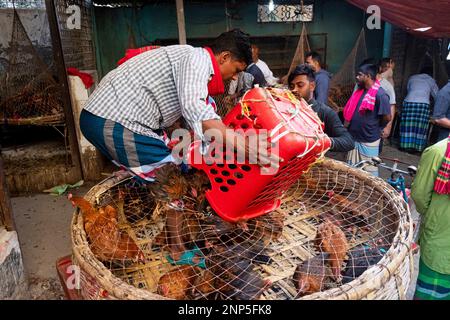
[
  {"x1": 70, "y1": 158, "x2": 412, "y2": 300},
  {"x1": 285, "y1": 23, "x2": 311, "y2": 82},
  {"x1": 328, "y1": 29, "x2": 368, "y2": 112},
  {"x1": 0, "y1": 8, "x2": 64, "y2": 125}
]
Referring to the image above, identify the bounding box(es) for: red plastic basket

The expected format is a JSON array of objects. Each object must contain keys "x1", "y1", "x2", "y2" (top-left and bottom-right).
[{"x1": 188, "y1": 87, "x2": 331, "y2": 223}]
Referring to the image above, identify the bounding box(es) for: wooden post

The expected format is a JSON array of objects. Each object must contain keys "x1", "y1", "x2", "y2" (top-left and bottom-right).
[
  {"x1": 0, "y1": 155, "x2": 15, "y2": 231},
  {"x1": 45, "y1": 0, "x2": 83, "y2": 181},
  {"x1": 176, "y1": 0, "x2": 187, "y2": 45}
]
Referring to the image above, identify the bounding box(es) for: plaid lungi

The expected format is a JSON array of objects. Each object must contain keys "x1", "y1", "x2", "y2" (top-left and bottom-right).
[
  {"x1": 80, "y1": 109, "x2": 174, "y2": 182},
  {"x1": 414, "y1": 258, "x2": 450, "y2": 300},
  {"x1": 400, "y1": 102, "x2": 430, "y2": 152}
]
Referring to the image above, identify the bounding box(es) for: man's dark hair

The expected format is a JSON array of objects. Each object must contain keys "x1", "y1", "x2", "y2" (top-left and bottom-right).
[
  {"x1": 305, "y1": 51, "x2": 323, "y2": 67},
  {"x1": 288, "y1": 64, "x2": 316, "y2": 85},
  {"x1": 380, "y1": 57, "x2": 393, "y2": 68},
  {"x1": 210, "y1": 29, "x2": 253, "y2": 66},
  {"x1": 359, "y1": 58, "x2": 376, "y2": 67},
  {"x1": 358, "y1": 63, "x2": 378, "y2": 80}
]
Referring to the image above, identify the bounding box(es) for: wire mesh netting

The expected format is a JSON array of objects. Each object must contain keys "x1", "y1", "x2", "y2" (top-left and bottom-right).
[
  {"x1": 0, "y1": 8, "x2": 64, "y2": 125},
  {"x1": 70, "y1": 159, "x2": 406, "y2": 300},
  {"x1": 328, "y1": 29, "x2": 368, "y2": 112}
]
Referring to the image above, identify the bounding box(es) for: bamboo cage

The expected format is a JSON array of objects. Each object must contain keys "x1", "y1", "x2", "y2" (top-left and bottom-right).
[{"x1": 70, "y1": 158, "x2": 414, "y2": 300}]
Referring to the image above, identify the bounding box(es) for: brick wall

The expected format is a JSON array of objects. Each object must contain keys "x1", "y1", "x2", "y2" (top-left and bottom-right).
[{"x1": 55, "y1": 0, "x2": 96, "y2": 70}]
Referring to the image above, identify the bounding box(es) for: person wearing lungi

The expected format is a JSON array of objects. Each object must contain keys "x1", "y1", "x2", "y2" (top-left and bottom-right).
[
  {"x1": 400, "y1": 68, "x2": 439, "y2": 152},
  {"x1": 344, "y1": 63, "x2": 391, "y2": 176},
  {"x1": 79, "y1": 29, "x2": 278, "y2": 261},
  {"x1": 412, "y1": 134, "x2": 450, "y2": 300},
  {"x1": 79, "y1": 29, "x2": 273, "y2": 182}
]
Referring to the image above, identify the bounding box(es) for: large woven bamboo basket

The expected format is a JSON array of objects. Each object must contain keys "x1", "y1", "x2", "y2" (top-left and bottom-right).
[{"x1": 70, "y1": 158, "x2": 414, "y2": 300}]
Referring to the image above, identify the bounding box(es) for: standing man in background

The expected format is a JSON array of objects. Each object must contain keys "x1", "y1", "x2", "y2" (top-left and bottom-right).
[
  {"x1": 431, "y1": 80, "x2": 450, "y2": 142},
  {"x1": 412, "y1": 134, "x2": 450, "y2": 300},
  {"x1": 344, "y1": 64, "x2": 391, "y2": 176},
  {"x1": 400, "y1": 68, "x2": 439, "y2": 152},
  {"x1": 377, "y1": 61, "x2": 397, "y2": 152},
  {"x1": 305, "y1": 51, "x2": 332, "y2": 104},
  {"x1": 251, "y1": 44, "x2": 279, "y2": 86}
]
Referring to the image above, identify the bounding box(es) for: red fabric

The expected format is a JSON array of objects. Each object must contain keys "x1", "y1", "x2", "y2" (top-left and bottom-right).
[
  {"x1": 343, "y1": 80, "x2": 381, "y2": 122},
  {"x1": 204, "y1": 47, "x2": 225, "y2": 96},
  {"x1": 434, "y1": 134, "x2": 450, "y2": 195},
  {"x1": 117, "y1": 45, "x2": 160, "y2": 66},
  {"x1": 346, "y1": 0, "x2": 450, "y2": 38},
  {"x1": 67, "y1": 67, "x2": 94, "y2": 89}
]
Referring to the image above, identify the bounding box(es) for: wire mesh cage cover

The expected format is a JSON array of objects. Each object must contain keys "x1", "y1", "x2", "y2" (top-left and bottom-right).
[
  {"x1": 0, "y1": 8, "x2": 64, "y2": 125},
  {"x1": 70, "y1": 158, "x2": 414, "y2": 300}
]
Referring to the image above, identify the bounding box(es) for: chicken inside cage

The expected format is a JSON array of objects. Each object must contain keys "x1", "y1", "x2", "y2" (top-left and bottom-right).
[{"x1": 70, "y1": 161, "x2": 398, "y2": 300}]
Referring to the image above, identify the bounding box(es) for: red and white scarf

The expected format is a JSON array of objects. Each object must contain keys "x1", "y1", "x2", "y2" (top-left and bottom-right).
[{"x1": 434, "y1": 134, "x2": 450, "y2": 195}]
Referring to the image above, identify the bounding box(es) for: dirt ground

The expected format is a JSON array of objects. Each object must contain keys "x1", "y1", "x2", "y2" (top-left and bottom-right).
[{"x1": 9, "y1": 144, "x2": 422, "y2": 300}]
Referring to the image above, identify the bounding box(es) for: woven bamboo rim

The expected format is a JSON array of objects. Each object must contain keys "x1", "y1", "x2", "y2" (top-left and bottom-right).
[
  {"x1": 71, "y1": 158, "x2": 414, "y2": 300},
  {"x1": 0, "y1": 113, "x2": 65, "y2": 126}
]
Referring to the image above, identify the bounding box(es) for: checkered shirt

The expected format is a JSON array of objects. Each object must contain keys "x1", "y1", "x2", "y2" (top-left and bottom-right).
[{"x1": 83, "y1": 45, "x2": 220, "y2": 141}]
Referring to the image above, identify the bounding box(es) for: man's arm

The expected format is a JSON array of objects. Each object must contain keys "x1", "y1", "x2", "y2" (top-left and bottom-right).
[
  {"x1": 431, "y1": 89, "x2": 450, "y2": 128},
  {"x1": 381, "y1": 104, "x2": 396, "y2": 139},
  {"x1": 175, "y1": 50, "x2": 220, "y2": 141},
  {"x1": 378, "y1": 91, "x2": 392, "y2": 127},
  {"x1": 411, "y1": 141, "x2": 446, "y2": 215},
  {"x1": 434, "y1": 117, "x2": 450, "y2": 129},
  {"x1": 321, "y1": 106, "x2": 355, "y2": 152}
]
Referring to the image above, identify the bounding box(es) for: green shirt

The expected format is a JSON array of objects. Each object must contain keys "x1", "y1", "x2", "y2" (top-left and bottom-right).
[{"x1": 411, "y1": 138, "x2": 450, "y2": 274}]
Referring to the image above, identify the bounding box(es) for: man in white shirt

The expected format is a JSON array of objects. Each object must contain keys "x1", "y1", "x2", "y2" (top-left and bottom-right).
[{"x1": 251, "y1": 44, "x2": 279, "y2": 86}]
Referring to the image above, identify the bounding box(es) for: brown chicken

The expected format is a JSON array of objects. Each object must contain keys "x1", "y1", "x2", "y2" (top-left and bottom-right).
[
  {"x1": 247, "y1": 211, "x2": 284, "y2": 244},
  {"x1": 293, "y1": 253, "x2": 332, "y2": 298},
  {"x1": 314, "y1": 220, "x2": 349, "y2": 281},
  {"x1": 192, "y1": 241, "x2": 271, "y2": 300},
  {"x1": 157, "y1": 265, "x2": 200, "y2": 299},
  {"x1": 69, "y1": 194, "x2": 144, "y2": 263}
]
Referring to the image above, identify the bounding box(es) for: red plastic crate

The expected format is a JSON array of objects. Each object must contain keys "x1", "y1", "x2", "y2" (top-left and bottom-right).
[{"x1": 189, "y1": 87, "x2": 331, "y2": 222}]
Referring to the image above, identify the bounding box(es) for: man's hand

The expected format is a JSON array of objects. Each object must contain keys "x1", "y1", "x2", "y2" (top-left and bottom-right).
[
  {"x1": 202, "y1": 119, "x2": 282, "y2": 172},
  {"x1": 381, "y1": 126, "x2": 391, "y2": 139}
]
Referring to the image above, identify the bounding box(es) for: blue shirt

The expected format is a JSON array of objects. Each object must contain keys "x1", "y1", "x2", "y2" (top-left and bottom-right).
[
  {"x1": 314, "y1": 69, "x2": 331, "y2": 104},
  {"x1": 348, "y1": 87, "x2": 391, "y2": 143},
  {"x1": 404, "y1": 74, "x2": 439, "y2": 105},
  {"x1": 432, "y1": 81, "x2": 450, "y2": 140}
]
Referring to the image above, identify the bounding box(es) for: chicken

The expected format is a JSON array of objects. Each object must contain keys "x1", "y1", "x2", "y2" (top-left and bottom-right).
[
  {"x1": 157, "y1": 265, "x2": 200, "y2": 299},
  {"x1": 247, "y1": 211, "x2": 284, "y2": 244},
  {"x1": 314, "y1": 220, "x2": 349, "y2": 281},
  {"x1": 69, "y1": 194, "x2": 144, "y2": 263},
  {"x1": 293, "y1": 253, "x2": 332, "y2": 297},
  {"x1": 150, "y1": 165, "x2": 212, "y2": 260},
  {"x1": 193, "y1": 241, "x2": 271, "y2": 300},
  {"x1": 341, "y1": 245, "x2": 384, "y2": 284},
  {"x1": 191, "y1": 269, "x2": 217, "y2": 297}
]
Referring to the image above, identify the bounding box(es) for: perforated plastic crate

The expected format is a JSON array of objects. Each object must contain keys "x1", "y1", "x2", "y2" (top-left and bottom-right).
[{"x1": 189, "y1": 87, "x2": 331, "y2": 222}]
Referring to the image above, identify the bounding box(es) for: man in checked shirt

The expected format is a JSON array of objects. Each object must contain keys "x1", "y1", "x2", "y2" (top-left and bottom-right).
[
  {"x1": 80, "y1": 29, "x2": 278, "y2": 182},
  {"x1": 79, "y1": 30, "x2": 280, "y2": 261}
]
